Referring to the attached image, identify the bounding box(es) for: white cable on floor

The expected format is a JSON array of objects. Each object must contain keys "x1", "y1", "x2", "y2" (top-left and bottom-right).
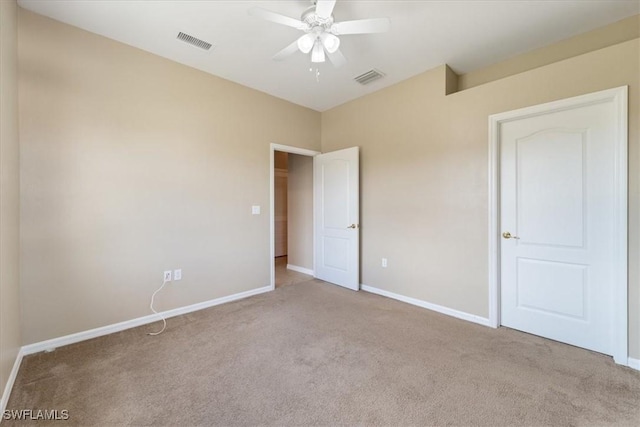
[{"x1": 148, "y1": 280, "x2": 168, "y2": 336}]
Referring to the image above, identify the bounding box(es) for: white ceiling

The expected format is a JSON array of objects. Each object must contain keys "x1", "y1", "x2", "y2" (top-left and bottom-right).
[{"x1": 17, "y1": 0, "x2": 640, "y2": 112}]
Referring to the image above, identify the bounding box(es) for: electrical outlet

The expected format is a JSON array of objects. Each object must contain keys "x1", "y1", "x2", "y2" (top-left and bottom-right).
[
  {"x1": 174, "y1": 269, "x2": 182, "y2": 281},
  {"x1": 163, "y1": 270, "x2": 172, "y2": 281},
  {"x1": 382, "y1": 258, "x2": 388, "y2": 268}
]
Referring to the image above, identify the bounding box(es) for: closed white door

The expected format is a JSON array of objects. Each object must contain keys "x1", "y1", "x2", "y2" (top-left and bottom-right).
[
  {"x1": 500, "y1": 96, "x2": 621, "y2": 356},
  {"x1": 314, "y1": 147, "x2": 359, "y2": 290}
]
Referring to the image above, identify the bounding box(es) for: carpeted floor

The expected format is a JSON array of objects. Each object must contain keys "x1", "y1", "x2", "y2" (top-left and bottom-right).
[
  {"x1": 6, "y1": 279, "x2": 640, "y2": 426},
  {"x1": 275, "y1": 256, "x2": 313, "y2": 288}
]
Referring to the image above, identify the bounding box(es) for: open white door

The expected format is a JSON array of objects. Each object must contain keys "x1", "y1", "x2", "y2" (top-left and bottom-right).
[{"x1": 314, "y1": 147, "x2": 359, "y2": 290}]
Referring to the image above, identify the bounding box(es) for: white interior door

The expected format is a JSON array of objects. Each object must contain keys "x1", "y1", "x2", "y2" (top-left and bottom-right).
[
  {"x1": 499, "y1": 96, "x2": 623, "y2": 356},
  {"x1": 314, "y1": 147, "x2": 359, "y2": 290}
]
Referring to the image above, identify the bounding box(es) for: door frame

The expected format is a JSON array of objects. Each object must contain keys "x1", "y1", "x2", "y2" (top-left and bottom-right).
[
  {"x1": 487, "y1": 86, "x2": 628, "y2": 365},
  {"x1": 269, "y1": 143, "x2": 320, "y2": 290}
]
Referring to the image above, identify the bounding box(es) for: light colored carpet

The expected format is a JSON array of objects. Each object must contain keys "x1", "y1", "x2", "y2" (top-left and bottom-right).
[
  {"x1": 6, "y1": 279, "x2": 640, "y2": 426},
  {"x1": 275, "y1": 256, "x2": 313, "y2": 288}
]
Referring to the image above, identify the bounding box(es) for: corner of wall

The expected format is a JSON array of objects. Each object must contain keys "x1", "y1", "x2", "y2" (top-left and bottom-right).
[
  {"x1": 0, "y1": 0, "x2": 23, "y2": 412},
  {"x1": 445, "y1": 65, "x2": 459, "y2": 95}
]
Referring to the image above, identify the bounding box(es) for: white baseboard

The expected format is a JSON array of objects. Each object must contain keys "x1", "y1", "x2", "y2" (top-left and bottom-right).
[
  {"x1": 361, "y1": 284, "x2": 492, "y2": 327},
  {"x1": 362, "y1": 284, "x2": 637, "y2": 368},
  {"x1": 1, "y1": 348, "x2": 24, "y2": 415},
  {"x1": 22, "y1": 285, "x2": 272, "y2": 356},
  {"x1": 286, "y1": 264, "x2": 314, "y2": 276}
]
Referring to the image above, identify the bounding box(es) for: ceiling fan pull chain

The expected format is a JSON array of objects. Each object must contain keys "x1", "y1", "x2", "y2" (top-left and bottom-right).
[{"x1": 309, "y1": 67, "x2": 321, "y2": 82}]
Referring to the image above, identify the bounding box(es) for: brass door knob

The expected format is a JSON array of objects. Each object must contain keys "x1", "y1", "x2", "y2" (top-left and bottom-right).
[
  {"x1": 347, "y1": 224, "x2": 359, "y2": 229},
  {"x1": 502, "y1": 231, "x2": 519, "y2": 239}
]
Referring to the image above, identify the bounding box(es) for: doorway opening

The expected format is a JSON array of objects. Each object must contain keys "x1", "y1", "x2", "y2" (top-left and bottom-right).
[{"x1": 270, "y1": 144, "x2": 320, "y2": 289}]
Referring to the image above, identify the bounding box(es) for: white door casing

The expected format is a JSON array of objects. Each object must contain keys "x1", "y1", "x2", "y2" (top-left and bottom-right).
[
  {"x1": 488, "y1": 86, "x2": 628, "y2": 364},
  {"x1": 314, "y1": 147, "x2": 360, "y2": 290}
]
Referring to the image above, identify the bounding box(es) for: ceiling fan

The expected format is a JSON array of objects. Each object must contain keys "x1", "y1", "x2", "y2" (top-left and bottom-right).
[{"x1": 249, "y1": 0, "x2": 390, "y2": 67}]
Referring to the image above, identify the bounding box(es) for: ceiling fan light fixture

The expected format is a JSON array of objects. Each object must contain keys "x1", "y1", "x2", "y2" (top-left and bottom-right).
[
  {"x1": 311, "y1": 41, "x2": 325, "y2": 63},
  {"x1": 321, "y1": 33, "x2": 340, "y2": 53},
  {"x1": 297, "y1": 33, "x2": 315, "y2": 54},
  {"x1": 250, "y1": 0, "x2": 391, "y2": 68}
]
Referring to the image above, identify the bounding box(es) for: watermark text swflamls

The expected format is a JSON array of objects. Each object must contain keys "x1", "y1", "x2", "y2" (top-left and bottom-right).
[{"x1": 3, "y1": 409, "x2": 69, "y2": 421}]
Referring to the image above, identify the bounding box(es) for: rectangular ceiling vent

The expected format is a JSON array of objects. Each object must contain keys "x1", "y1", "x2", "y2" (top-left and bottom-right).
[
  {"x1": 176, "y1": 32, "x2": 213, "y2": 51},
  {"x1": 354, "y1": 69, "x2": 385, "y2": 85}
]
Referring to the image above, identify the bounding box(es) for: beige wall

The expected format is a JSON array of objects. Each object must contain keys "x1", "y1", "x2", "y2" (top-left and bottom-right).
[
  {"x1": 0, "y1": 0, "x2": 22, "y2": 399},
  {"x1": 15, "y1": 5, "x2": 640, "y2": 363},
  {"x1": 321, "y1": 40, "x2": 640, "y2": 358},
  {"x1": 287, "y1": 154, "x2": 313, "y2": 270},
  {"x1": 458, "y1": 15, "x2": 640, "y2": 90},
  {"x1": 18, "y1": 9, "x2": 320, "y2": 345},
  {"x1": 274, "y1": 152, "x2": 288, "y2": 258}
]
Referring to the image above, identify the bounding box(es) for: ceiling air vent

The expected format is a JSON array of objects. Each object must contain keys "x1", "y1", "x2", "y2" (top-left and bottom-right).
[
  {"x1": 176, "y1": 32, "x2": 213, "y2": 51},
  {"x1": 354, "y1": 69, "x2": 385, "y2": 85}
]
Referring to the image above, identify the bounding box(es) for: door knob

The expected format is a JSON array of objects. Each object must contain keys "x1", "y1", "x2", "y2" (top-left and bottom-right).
[
  {"x1": 347, "y1": 224, "x2": 359, "y2": 229},
  {"x1": 502, "y1": 231, "x2": 519, "y2": 239}
]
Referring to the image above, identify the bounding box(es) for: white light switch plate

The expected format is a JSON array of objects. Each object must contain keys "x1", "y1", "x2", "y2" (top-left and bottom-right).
[
  {"x1": 252, "y1": 205, "x2": 261, "y2": 215},
  {"x1": 174, "y1": 269, "x2": 182, "y2": 281}
]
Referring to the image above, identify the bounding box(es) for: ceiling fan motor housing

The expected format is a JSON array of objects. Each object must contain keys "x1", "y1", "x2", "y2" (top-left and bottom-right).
[{"x1": 301, "y1": 6, "x2": 334, "y2": 33}]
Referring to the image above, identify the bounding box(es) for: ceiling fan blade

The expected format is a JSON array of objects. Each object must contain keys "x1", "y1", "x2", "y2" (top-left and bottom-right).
[
  {"x1": 249, "y1": 7, "x2": 305, "y2": 30},
  {"x1": 272, "y1": 39, "x2": 301, "y2": 61},
  {"x1": 327, "y1": 48, "x2": 347, "y2": 68},
  {"x1": 315, "y1": 0, "x2": 337, "y2": 19},
  {"x1": 332, "y1": 18, "x2": 390, "y2": 35}
]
